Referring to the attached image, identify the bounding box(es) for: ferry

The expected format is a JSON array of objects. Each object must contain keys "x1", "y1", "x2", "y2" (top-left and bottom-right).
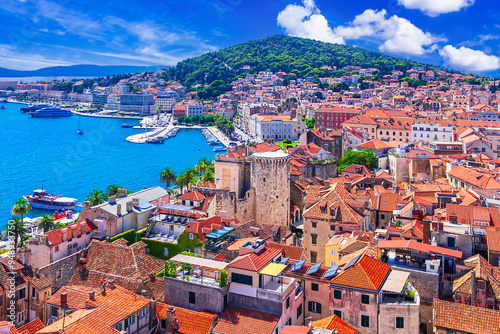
[
  {"x1": 30, "y1": 107, "x2": 73, "y2": 117},
  {"x1": 213, "y1": 146, "x2": 226, "y2": 152},
  {"x1": 23, "y1": 189, "x2": 78, "y2": 210}
]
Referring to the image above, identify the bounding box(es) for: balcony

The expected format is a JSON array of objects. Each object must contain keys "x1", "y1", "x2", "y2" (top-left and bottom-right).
[{"x1": 257, "y1": 277, "x2": 295, "y2": 303}]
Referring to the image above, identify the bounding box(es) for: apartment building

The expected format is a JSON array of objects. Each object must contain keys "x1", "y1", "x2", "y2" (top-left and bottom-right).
[
  {"x1": 315, "y1": 108, "x2": 360, "y2": 129},
  {"x1": 249, "y1": 114, "x2": 305, "y2": 140},
  {"x1": 411, "y1": 122, "x2": 454, "y2": 142}
]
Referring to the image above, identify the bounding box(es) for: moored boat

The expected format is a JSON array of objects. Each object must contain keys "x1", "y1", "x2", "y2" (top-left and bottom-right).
[
  {"x1": 213, "y1": 146, "x2": 226, "y2": 152},
  {"x1": 23, "y1": 189, "x2": 77, "y2": 210},
  {"x1": 146, "y1": 137, "x2": 164, "y2": 144},
  {"x1": 122, "y1": 124, "x2": 133, "y2": 128},
  {"x1": 30, "y1": 107, "x2": 72, "y2": 117}
]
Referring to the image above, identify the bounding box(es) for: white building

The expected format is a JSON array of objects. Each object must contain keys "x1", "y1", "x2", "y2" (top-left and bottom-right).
[
  {"x1": 411, "y1": 122, "x2": 453, "y2": 142},
  {"x1": 119, "y1": 93, "x2": 155, "y2": 114},
  {"x1": 186, "y1": 101, "x2": 204, "y2": 117},
  {"x1": 155, "y1": 95, "x2": 177, "y2": 112},
  {"x1": 248, "y1": 114, "x2": 305, "y2": 141}
]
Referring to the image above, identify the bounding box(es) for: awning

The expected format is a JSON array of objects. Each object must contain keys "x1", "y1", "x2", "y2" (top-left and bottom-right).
[
  {"x1": 259, "y1": 263, "x2": 287, "y2": 276},
  {"x1": 206, "y1": 226, "x2": 235, "y2": 239},
  {"x1": 382, "y1": 270, "x2": 410, "y2": 293}
]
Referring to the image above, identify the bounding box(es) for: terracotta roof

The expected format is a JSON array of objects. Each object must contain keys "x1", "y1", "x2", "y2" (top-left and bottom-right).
[
  {"x1": 46, "y1": 285, "x2": 98, "y2": 310},
  {"x1": 330, "y1": 255, "x2": 391, "y2": 291},
  {"x1": 10, "y1": 319, "x2": 44, "y2": 334},
  {"x1": 487, "y1": 228, "x2": 500, "y2": 252},
  {"x1": 157, "y1": 303, "x2": 215, "y2": 334},
  {"x1": 453, "y1": 254, "x2": 500, "y2": 299},
  {"x1": 312, "y1": 315, "x2": 359, "y2": 334},
  {"x1": 357, "y1": 138, "x2": 390, "y2": 150},
  {"x1": 227, "y1": 247, "x2": 281, "y2": 272},
  {"x1": 45, "y1": 220, "x2": 98, "y2": 246},
  {"x1": 177, "y1": 189, "x2": 205, "y2": 201},
  {"x1": 279, "y1": 326, "x2": 311, "y2": 334},
  {"x1": 213, "y1": 306, "x2": 279, "y2": 334},
  {"x1": 433, "y1": 299, "x2": 500, "y2": 334},
  {"x1": 266, "y1": 242, "x2": 305, "y2": 261},
  {"x1": 449, "y1": 166, "x2": 500, "y2": 189},
  {"x1": 377, "y1": 239, "x2": 463, "y2": 258}
]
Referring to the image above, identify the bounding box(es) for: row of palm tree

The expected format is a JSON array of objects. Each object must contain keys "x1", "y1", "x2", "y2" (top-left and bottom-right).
[{"x1": 160, "y1": 157, "x2": 215, "y2": 195}]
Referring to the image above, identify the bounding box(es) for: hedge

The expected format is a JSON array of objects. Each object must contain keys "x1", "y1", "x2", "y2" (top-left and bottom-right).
[
  {"x1": 137, "y1": 231, "x2": 204, "y2": 260},
  {"x1": 110, "y1": 229, "x2": 136, "y2": 245}
]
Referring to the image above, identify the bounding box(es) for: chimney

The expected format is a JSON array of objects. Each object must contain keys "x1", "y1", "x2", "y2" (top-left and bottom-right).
[
  {"x1": 422, "y1": 220, "x2": 431, "y2": 244},
  {"x1": 108, "y1": 195, "x2": 116, "y2": 203},
  {"x1": 471, "y1": 270, "x2": 475, "y2": 306},
  {"x1": 117, "y1": 204, "x2": 122, "y2": 216},
  {"x1": 71, "y1": 225, "x2": 77, "y2": 238},
  {"x1": 132, "y1": 198, "x2": 139, "y2": 207},
  {"x1": 78, "y1": 258, "x2": 87, "y2": 271},
  {"x1": 117, "y1": 188, "x2": 127, "y2": 198},
  {"x1": 61, "y1": 228, "x2": 68, "y2": 241},
  {"x1": 80, "y1": 221, "x2": 87, "y2": 233},
  {"x1": 126, "y1": 201, "x2": 132, "y2": 212},
  {"x1": 60, "y1": 293, "x2": 68, "y2": 306},
  {"x1": 149, "y1": 273, "x2": 156, "y2": 283},
  {"x1": 89, "y1": 291, "x2": 95, "y2": 301},
  {"x1": 84, "y1": 201, "x2": 91, "y2": 210},
  {"x1": 108, "y1": 280, "x2": 115, "y2": 289}
]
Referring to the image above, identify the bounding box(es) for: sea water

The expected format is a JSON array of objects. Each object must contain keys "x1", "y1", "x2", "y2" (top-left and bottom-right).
[{"x1": 0, "y1": 102, "x2": 216, "y2": 224}]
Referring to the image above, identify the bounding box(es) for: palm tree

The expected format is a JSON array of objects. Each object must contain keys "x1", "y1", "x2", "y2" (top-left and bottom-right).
[
  {"x1": 174, "y1": 172, "x2": 188, "y2": 195},
  {"x1": 184, "y1": 168, "x2": 198, "y2": 190},
  {"x1": 106, "y1": 184, "x2": 122, "y2": 198},
  {"x1": 195, "y1": 157, "x2": 211, "y2": 177},
  {"x1": 86, "y1": 189, "x2": 105, "y2": 206},
  {"x1": 6, "y1": 216, "x2": 28, "y2": 252},
  {"x1": 12, "y1": 198, "x2": 31, "y2": 223},
  {"x1": 201, "y1": 169, "x2": 215, "y2": 184},
  {"x1": 160, "y1": 167, "x2": 176, "y2": 193},
  {"x1": 38, "y1": 214, "x2": 55, "y2": 233}
]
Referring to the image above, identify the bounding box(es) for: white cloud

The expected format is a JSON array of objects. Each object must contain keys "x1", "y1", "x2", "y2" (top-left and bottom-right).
[
  {"x1": 334, "y1": 9, "x2": 442, "y2": 55},
  {"x1": 398, "y1": 0, "x2": 475, "y2": 17},
  {"x1": 276, "y1": 0, "x2": 344, "y2": 44},
  {"x1": 439, "y1": 45, "x2": 500, "y2": 72}
]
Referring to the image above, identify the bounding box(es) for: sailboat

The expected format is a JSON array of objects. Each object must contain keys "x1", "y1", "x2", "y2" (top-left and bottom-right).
[{"x1": 77, "y1": 116, "x2": 83, "y2": 135}]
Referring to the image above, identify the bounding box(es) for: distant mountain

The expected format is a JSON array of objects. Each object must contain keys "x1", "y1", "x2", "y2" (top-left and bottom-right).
[
  {"x1": 162, "y1": 35, "x2": 456, "y2": 99},
  {"x1": 0, "y1": 64, "x2": 166, "y2": 78}
]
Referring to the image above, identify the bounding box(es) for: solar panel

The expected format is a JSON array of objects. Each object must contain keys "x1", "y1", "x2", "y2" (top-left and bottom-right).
[
  {"x1": 307, "y1": 263, "x2": 322, "y2": 275},
  {"x1": 292, "y1": 260, "x2": 305, "y2": 272},
  {"x1": 344, "y1": 254, "x2": 362, "y2": 270},
  {"x1": 323, "y1": 266, "x2": 338, "y2": 279},
  {"x1": 280, "y1": 257, "x2": 290, "y2": 265}
]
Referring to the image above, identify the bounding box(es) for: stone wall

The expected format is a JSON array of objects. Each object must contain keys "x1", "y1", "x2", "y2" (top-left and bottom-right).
[
  {"x1": 378, "y1": 303, "x2": 420, "y2": 334},
  {"x1": 235, "y1": 188, "x2": 256, "y2": 224},
  {"x1": 228, "y1": 291, "x2": 282, "y2": 314},
  {"x1": 38, "y1": 249, "x2": 84, "y2": 293},
  {"x1": 164, "y1": 277, "x2": 228, "y2": 314},
  {"x1": 251, "y1": 153, "x2": 291, "y2": 226}
]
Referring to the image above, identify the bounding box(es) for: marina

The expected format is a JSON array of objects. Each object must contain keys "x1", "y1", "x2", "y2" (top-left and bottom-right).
[{"x1": 0, "y1": 102, "x2": 216, "y2": 224}]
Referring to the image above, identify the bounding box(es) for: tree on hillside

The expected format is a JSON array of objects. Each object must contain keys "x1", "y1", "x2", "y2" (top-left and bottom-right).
[{"x1": 337, "y1": 149, "x2": 378, "y2": 174}]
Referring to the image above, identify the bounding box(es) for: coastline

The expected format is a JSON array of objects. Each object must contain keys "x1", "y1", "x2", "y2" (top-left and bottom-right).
[{"x1": 72, "y1": 110, "x2": 144, "y2": 120}]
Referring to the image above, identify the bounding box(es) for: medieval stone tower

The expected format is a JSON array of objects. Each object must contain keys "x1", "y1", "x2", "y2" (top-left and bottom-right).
[{"x1": 251, "y1": 151, "x2": 291, "y2": 227}]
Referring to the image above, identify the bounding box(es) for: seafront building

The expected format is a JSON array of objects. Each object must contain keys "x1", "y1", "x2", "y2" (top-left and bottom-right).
[{"x1": 119, "y1": 93, "x2": 156, "y2": 114}]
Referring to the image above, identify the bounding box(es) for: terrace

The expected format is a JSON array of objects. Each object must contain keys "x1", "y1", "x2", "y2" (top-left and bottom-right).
[{"x1": 165, "y1": 253, "x2": 228, "y2": 288}]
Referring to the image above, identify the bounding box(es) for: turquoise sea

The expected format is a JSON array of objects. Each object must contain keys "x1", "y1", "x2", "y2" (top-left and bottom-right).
[{"x1": 0, "y1": 102, "x2": 215, "y2": 224}]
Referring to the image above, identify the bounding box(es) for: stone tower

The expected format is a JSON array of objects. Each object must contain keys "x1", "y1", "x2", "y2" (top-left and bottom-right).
[{"x1": 251, "y1": 151, "x2": 291, "y2": 227}]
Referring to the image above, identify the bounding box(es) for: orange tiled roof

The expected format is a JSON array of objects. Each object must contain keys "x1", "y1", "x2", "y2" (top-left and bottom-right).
[
  {"x1": 330, "y1": 255, "x2": 390, "y2": 291},
  {"x1": 433, "y1": 299, "x2": 500, "y2": 334},
  {"x1": 10, "y1": 318, "x2": 44, "y2": 334},
  {"x1": 312, "y1": 315, "x2": 359, "y2": 334},
  {"x1": 157, "y1": 303, "x2": 215, "y2": 334},
  {"x1": 227, "y1": 247, "x2": 281, "y2": 272},
  {"x1": 213, "y1": 306, "x2": 279, "y2": 334}
]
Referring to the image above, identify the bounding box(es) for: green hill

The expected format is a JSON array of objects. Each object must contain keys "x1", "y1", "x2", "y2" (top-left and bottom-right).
[{"x1": 163, "y1": 35, "x2": 451, "y2": 99}]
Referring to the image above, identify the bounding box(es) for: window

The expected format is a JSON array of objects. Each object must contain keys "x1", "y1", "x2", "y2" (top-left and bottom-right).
[
  {"x1": 308, "y1": 301, "x2": 322, "y2": 313},
  {"x1": 189, "y1": 233, "x2": 193, "y2": 240},
  {"x1": 164, "y1": 248, "x2": 169, "y2": 256},
  {"x1": 189, "y1": 292, "x2": 195, "y2": 304},
  {"x1": 118, "y1": 322, "x2": 123, "y2": 331},
  {"x1": 330, "y1": 225, "x2": 335, "y2": 231},
  {"x1": 311, "y1": 283, "x2": 319, "y2": 291},
  {"x1": 334, "y1": 310, "x2": 342, "y2": 318},
  {"x1": 380, "y1": 214, "x2": 385, "y2": 220},
  {"x1": 311, "y1": 234, "x2": 317, "y2": 245},
  {"x1": 361, "y1": 294, "x2": 369, "y2": 304},
  {"x1": 55, "y1": 246, "x2": 59, "y2": 252},
  {"x1": 331, "y1": 249, "x2": 336, "y2": 256},
  {"x1": 231, "y1": 273, "x2": 253, "y2": 286},
  {"x1": 17, "y1": 288, "x2": 26, "y2": 300},
  {"x1": 310, "y1": 251, "x2": 317, "y2": 263},
  {"x1": 296, "y1": 303, "x2": 302, "y2": 318},
  {"x1": 447, "y1": 236, "x2": 456, "y2": 248},
  {"x1": 447, "y1": 330, "x2": 454, "y2": 334},
  {"x1": 51, "y1": 306, "x2": 58, "y2": 317},
  {"x1": 286, "y1": 297, "x2": 290, "y2": 309},
  {"x1": 32, "y1": 287, "x2": 36, "y2": 299},
  {"x1": 476, "y1": 281, "x2": 486, "y2": 290},
  {"x1": 18, "y1": 311, "x2": 25, "y2": 324},
  {"x1": 312, "y1": 222, "x2": 317, "y2": 228},
  {"x1": 361, "y1": 315, "x2": 370, "y2": 328},
  {"x1": 160, "y1": 319, "x2": 167, "y2": 329},
  {"x1": 334, "y1": 289, "x2": 342, "y2": 299},
  {"x1": 396, "y1": 317, "x2": 404, "y2": 329}
]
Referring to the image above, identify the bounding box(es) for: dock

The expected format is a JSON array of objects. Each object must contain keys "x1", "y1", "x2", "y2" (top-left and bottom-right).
[{"x1": 126, "y1": 127, "x2": 175, "y2": 143}]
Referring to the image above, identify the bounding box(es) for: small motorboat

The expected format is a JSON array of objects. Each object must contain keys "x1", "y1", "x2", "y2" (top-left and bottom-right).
[
  {"x1": 146, "y1": 137, "x2": 164, "y2": 144},
  {"x1": 213, "y1": 146, "x2": 226, "y2": 152},
  {"x1": 77, "y1": 116, "x2": 83, "y2": 135},
  {"x1": 0, "y1": 106, "x2": 5, "y2": 109},
  {"x1": 122, "y1": 124, "x2": 133, "y2": 128}
]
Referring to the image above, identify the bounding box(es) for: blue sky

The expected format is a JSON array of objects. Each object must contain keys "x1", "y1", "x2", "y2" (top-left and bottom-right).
[{"x1": 0, "y1": 0, "x2": 499, "y2": 75}]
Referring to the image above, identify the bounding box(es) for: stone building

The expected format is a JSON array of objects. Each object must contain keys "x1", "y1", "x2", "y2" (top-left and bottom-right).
[{"x1": 210, "y1": 146, "x2": 292, "y2": 227}]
